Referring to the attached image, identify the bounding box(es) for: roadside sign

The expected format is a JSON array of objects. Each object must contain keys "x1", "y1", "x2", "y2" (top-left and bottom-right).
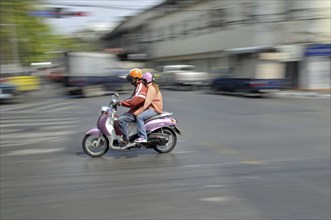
[
  {"x1": 28, "y1": 9, "x2": 88, "y2": 18},
  {"x1": 28, "y1": 10, "x2": 55, "y2": 17}
]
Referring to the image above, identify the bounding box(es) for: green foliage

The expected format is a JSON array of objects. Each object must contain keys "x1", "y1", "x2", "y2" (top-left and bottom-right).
[{"x1": 0, "y1": 0, "x2": 95, "y2": 66}]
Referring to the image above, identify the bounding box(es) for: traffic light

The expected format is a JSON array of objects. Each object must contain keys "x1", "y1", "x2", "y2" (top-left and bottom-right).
[
  {"x1": 75, "y1": 12, "x2": 88, "y2": 16},
  {"x1": 55, "y1": 8, "x2": 89, "y2": 17}
]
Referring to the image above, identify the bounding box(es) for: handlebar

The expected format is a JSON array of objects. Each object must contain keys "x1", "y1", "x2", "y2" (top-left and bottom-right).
[{"x1": 109, "y1": 101, "x2": 120, "y2": 110}]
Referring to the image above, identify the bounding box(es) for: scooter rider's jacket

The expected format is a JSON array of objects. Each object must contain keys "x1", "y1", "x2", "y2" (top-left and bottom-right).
[
  {"x1": 135, "y1": 83, "x2": 163, "y2": 115},
  {"x1": 120, "y1": 82, "x2": 147, "y2": 116}
]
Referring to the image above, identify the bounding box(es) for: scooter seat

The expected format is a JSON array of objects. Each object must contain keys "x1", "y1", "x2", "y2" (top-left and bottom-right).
[{"x1": 144, "y1": 111, "x2": 173, "y2": 123}]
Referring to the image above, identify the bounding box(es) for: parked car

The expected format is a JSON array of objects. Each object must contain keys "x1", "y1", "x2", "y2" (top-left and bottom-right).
[
  {"x1": 155, "y1": 65, "x2": 210, "y2": 89},
  {"x1": 210, "y1": 77, "x2": 290, "y2": 94},
  {"x1": 0, "y1": 78, "x2": 20, "y2": 103}
]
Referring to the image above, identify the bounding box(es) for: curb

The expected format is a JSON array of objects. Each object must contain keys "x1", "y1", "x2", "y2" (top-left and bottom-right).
[{"x1": 274, "y1": 91, "x2": 331, "y2": 98}]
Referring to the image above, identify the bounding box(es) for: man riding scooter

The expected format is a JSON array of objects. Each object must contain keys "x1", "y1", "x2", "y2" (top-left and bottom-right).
[{"x1": 118, "y1": 68, "x2": 147, "y2": 145}]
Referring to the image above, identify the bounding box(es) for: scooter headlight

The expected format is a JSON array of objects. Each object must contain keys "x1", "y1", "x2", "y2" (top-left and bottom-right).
[{"x1": 101, "y1": 106, "x2": 109, "y2": 112}]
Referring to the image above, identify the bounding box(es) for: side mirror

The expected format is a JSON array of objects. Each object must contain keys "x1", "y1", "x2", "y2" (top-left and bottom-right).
[
  {"x1": 113, "y1": 93, "x2": 119, "y2": 98},
  {"x1": 111, "y1": 98, "x2": 117, "y2": 104},
  {"x1": 110, "y1": 92, "x2": 119, "y2": 106}
]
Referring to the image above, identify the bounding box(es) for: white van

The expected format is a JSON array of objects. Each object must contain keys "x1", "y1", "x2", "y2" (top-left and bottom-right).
[{"x1": 155, "y1": 65, "x2": 209, "y2": 89}]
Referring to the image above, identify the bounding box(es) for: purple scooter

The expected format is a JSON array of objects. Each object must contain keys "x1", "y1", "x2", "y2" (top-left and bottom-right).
[{"x1": 82, "y1": 93, "x2": 182, "y2": 157}]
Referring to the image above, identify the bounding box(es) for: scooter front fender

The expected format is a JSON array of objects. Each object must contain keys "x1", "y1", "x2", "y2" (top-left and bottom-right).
[{"x1": 86, "y1": 127, "x2": 102, "y2": 136}]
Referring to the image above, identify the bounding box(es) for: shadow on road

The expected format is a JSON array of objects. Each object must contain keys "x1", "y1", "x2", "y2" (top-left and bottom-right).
[{"x1": 75, "y1": 148, "x2": 157, "y2": 159}]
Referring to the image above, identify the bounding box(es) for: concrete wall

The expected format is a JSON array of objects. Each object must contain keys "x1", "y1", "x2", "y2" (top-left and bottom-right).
[{"x1": 300, "y1": 56, "x2": 331, "y2": 90}]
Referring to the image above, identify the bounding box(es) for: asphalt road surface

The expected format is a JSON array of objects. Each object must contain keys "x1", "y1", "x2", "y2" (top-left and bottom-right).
[{"x1": 1, "y1": 85, "x2": 330, "y2": 220}]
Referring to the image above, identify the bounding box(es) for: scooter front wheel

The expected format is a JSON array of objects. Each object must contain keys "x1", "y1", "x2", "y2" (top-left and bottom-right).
[{"x1": 82, "y1": 134, "x2": 109, "y2": 157}]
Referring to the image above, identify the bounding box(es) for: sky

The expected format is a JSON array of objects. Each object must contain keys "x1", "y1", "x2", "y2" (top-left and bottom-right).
[{"x1": 42, "y1": 0, "x2": 164, "y2": 34}]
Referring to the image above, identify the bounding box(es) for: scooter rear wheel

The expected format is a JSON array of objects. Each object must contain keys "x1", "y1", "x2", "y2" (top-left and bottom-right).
[
  {"x1": 82, "y1": 134, "x2": 109, "y2": 157},
  {"x1": 152, "y1": 127, "x2": 177, "y2": 153}
]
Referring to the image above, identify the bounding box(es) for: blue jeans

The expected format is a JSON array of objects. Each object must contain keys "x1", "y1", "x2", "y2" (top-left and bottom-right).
[
  {"x1": 136, "y1": 109, "x2": 158, "y2": 140},
  {"x1": 118, "y1": 113, "x2": 136, "y2": 141}
]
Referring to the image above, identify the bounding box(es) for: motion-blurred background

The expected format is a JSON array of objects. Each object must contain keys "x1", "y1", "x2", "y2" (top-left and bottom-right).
[{"x1": 1, "y1": 0, "x2": 330, "y2": 101}]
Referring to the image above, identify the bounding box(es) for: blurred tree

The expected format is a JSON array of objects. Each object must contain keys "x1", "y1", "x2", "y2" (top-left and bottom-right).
[
  {"x1": 0, "y1": 0, "x2": 94, "y2": 67},
  {"x1": 1, "y1": 0, "x2": 55, "y2": 66}
]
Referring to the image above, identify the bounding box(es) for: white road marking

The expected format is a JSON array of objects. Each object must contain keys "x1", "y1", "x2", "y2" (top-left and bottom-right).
[
  {"x1": 28, "y1": 102, "x2": 73, "y2": 112},
  {"x1": 199, "y1": 196, "x2": 233, "y2": 202},
  {"x1": 174, "y1": 150, "x2": 198, "y2": 154},
  {"x1": 1, "y1": 147, "x2": 66, "y2": 156},
  {"x1": 39, "y1": 125, "x2": 77, "y2": 130},
  {"x1": 241, "y1": 176, "x2": 261, "y2": 179},
  {"x1": 0, "y1": 121, "x2": 76, "y2": 128},
  {"x1": 1, "y1": 137, "x2": 68, "y2": 147},
  {"x1": 1, "y1": 113, "x2": 78, "y2": 148},
  {"x1": 240, "y1": 160, "x2": 264, "y2": 165},
  {"x1": 202, "y1": 185, "x2": 227, "y2": 188},
  {"x1": 181, "y1": 164, "x2": 205, "y2": 168},
  {"x1": 0, "y1": 100, "x2": 56, "y2": 111},
  {"x1": 0, "y1": 128, "x2": 26, "y2": 133},
  {"x1": 0, "y1": 118, "x2": 78, "y2": 123},
  {"x1": 0, "y1": 100, "x2": 75, "y2": 113},
  {"x1": 2, "y1": 130, "x2": 77, "y2": 139},
  {"x1": 177, "y1": 140, "x2": 188, "y2": 143}
]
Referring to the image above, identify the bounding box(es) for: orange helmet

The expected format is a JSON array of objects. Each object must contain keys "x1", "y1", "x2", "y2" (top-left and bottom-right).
[{"x1": 126, "y1": 68, "x2": 143, "y2": 84}]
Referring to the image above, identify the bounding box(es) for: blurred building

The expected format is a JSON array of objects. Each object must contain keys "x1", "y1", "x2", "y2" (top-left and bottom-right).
[
  {"x1": 72, "y1": 22, "x2": 117, "y2": 42},
  {"x1": 102, "y1": 0, "x2": 331, "y2": 90}
]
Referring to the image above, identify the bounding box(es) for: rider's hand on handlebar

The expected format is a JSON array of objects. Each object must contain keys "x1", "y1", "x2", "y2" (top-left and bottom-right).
[{"x1": 111, "y1": 101, "x2": 120, "y2": 108}]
